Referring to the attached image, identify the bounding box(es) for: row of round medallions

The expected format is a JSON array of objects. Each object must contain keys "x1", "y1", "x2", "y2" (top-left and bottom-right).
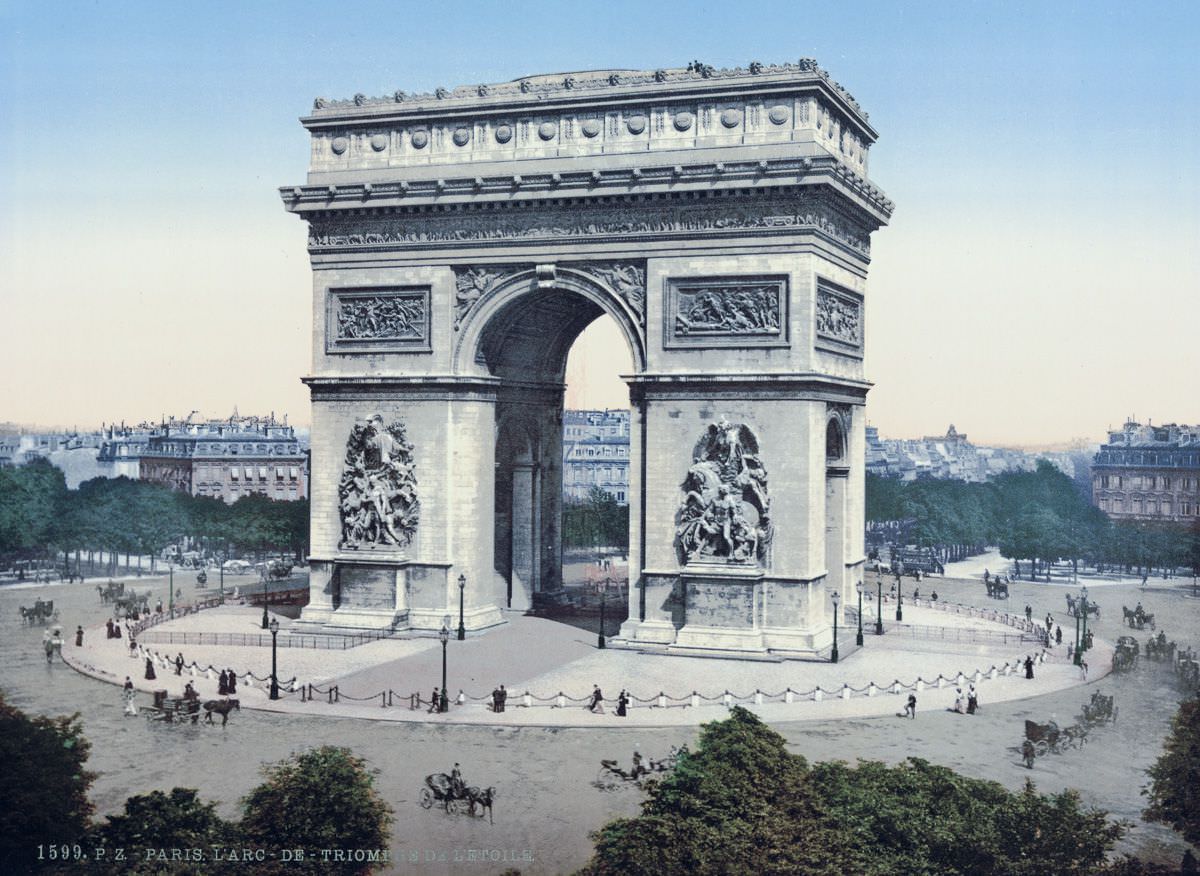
[{"x1": 328, "y1": 104, "x2": 796, "y2": 155}]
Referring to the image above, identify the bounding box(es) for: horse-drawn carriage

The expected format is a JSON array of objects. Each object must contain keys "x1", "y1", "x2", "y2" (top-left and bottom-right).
[
  {"x1": 113, "y1": 589, "x2": 150, "y2": 618},
  {"x1": 1145, "y1": 633, "x2": 1176, "y2": 664},
  {"x1": 419, "y1": 773, "x2": 495, "y2": 821},
  {"x1": 1080, "y1": 691, "x2": 1117, "y2": 725},
  {"x1": 1122, "y1": 605, "x2": 1155, "y2": 630},
  {"x1": 1113, "y1": 636, "x2": 1139, "y2": 672},
  {"x1": 985, "y1": 578, "x2": 1009, "y2": 600},
  {"x1": 97, "y1": 580, "x2": 125, "y2": 604},
  {"x1": 1176, "y1": 648, "x2": 1200, "y2": 691},
  {"x1": 145, "y1": 690, "x2": 202, "y2": 724},
  {"x1": 1023, "y1": 719, "x2": 1088, "y2": 762},
  {"x1": 595, "y1": 747, "x2": 684, "y2": 790},
  {"x1": 1065, "y1": 594, "x2": 1100, "y2": 619},
  {"x1": 20, "y1": 599, "x2": 57, "y2": 625}
]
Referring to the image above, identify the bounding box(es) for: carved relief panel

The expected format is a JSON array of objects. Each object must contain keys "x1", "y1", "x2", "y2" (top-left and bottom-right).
[
  {"x1": 814, "y1": 278, "x2": 863, "y2": 357},
  {"x1": 664, "y1": 275, "x2": 788, "y2": 348},
  {"x1": 326, "y1": 287, "x2": 431, "y2": 354}
]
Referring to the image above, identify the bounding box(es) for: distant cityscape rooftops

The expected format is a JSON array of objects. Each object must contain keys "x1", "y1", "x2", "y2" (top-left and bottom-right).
[{"x1": 866, "y1": 424, "x2": 1084, "y2": 483}]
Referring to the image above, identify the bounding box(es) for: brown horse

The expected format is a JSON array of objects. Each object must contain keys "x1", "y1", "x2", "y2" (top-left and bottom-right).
[
  {"x1": 202, "y1": 699, "x2": 240, "y2": 726},
  {"x1": 466, "y1": 786, "x2": 496, "y2": 823}
]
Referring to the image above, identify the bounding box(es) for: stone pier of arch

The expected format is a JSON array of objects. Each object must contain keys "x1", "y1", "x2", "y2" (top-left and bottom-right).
[{"x1": 280, "y1": 60, "x2": 893, "y2": 657}]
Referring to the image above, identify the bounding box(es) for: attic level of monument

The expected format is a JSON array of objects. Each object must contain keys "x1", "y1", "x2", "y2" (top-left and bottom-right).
[{"x1": 304, "y1": 59, "x2": 876, "y2": 138}]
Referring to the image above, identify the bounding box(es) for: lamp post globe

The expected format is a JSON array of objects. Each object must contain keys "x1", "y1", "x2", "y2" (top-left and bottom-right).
[
  {"x1": 855, "y1": 580, "x2": 864, "y2": 647},
  {"x1": 830, "y1": 590, "x2": 840, "y2": 664},
  {"x1": 268, "y1": 617, "x2": 280, "y2": 700},
  {"x1": 457, "y1": 574, "x2": 466, "y2": 641},
  {"x1": 439, "y1": 624, "x2": 450, "y2": 712}
]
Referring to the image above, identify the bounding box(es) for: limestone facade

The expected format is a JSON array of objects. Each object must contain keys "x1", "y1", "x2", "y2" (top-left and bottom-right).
[{"x1": 281, "y1": 61, "x2": 891, "y2": 653}]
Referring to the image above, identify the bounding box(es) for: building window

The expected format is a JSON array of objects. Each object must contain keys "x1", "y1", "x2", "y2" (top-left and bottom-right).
[
  {"x1": 258, "y1": 466, "x2": 268, "y2": 480},
  {"x1": 1100, "y1": 475, "x2": 1110, "y2": 488},
  {"x1": 1161, "y1": 477, "x2": 1171, "y2": 490},
  {"x1": 230, "y1": 468, "x2": 239, "y2": 480}
]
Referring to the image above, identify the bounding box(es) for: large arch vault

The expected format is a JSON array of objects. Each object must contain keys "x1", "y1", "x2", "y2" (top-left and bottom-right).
[{"x1": 282, "y1": 61, "x2": 892, "y2": 656}]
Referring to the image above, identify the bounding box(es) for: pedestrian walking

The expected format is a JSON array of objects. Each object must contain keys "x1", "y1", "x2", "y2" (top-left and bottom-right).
[
  {"x1": 218, "y1": 670, "x2": 228, "y2": 695},
  {"x1": 226, "y1": 669, "x2": 237, "y2": 694},
  {"x1": 455, "y1": 689, "x2": 466, "y2": 706},
  {"x1": 75, "y1": 626, "x2": 84, "y2": 647},
  {"x1": 499, "y1": 684, "x2": 507, "y2": 712},
  {"x1": 1055, "y1": 625, "x2": 1062, "y2": 645},
  {"x1": 967, "y1": 684, "x2": 978, "y2": 714},
  {"x1": 616, "y1": 689, "x2": 628, "y2": 717},
  {"x1": 1024, "y1": 655, "x2": 1034, "y2": 679},
  {"x1": 1025, "y1": 604, "x2": 1032, "y2": 622},
  {"x1": 490, "y1": 686, "x2": 501, "y2": 712},
  {"x1": 903, "y1": 693, "x2": 917, "y2": 719},
  {"x1": 952, "y1": 688, "x2": 964, "y2": 713},
  {"x1": 1081, "y1": 661, "x2": 1089, "y2": 681},
  {"x1": 428, "y1": 687, "x2": 441, "y2": 714},
  {"x1": 105, "y1": 618, "x2": 115, "y2": 639},
  {"x1": 588, "y1": 684, "x2": 605, "y2": 714},
  {"x1": 144, "y1": 657, "x2": 157, "y2": 680},
  {"x1": 174, "y1": 653, "x2": 184, "y2": 675}
]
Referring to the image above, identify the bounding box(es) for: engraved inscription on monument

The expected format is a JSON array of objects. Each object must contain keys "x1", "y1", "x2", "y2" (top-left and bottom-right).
[
  {"x1": 665, "y1": 276, "x2": 788, "y2": 348},
  {"x1": 327, "y1": 287, "x2": 431, "y2": 353},
  {"x1": 338, "y1": 415, "x2": 420, "y2": 550},
  {"x1": 676, "y1": 419, "x2": 773, "y2": 565}
]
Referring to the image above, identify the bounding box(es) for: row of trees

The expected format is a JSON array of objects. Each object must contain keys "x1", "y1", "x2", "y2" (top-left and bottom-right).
[
  {"x1": 867, "y1": 462, "x2": 1200, "y2": 580},
  {"x1": 582, "y1": 705, "x2": 1198, "y2": 875},
  {"x1": 0, "y1": 460, "x2": 309, "y2": 575},
  {"x1": 0, "y1": 692, "x2": 390, "y2": 875}
]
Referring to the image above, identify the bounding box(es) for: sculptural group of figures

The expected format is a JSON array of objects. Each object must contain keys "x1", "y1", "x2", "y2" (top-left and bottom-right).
[
  {"x1": 338, "y1": 415, "x2": 421, "y2": 549},
  {"x1": 336, "y1": 295, "x2": 424, "y2": 341},
  {"x1": 676, "y1": 419, "x2": 772, "y2": 564},
  {"x1": 676, "y1": 286, "x2": 780, "y2": 336}
]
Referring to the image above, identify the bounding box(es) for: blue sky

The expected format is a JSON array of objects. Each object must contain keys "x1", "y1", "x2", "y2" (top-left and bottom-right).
[{"x1": 2, "y1": 1, "x2": 1197, "y2": 443}]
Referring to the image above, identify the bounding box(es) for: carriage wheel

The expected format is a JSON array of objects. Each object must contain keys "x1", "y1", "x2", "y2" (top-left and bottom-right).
[
  {"x1": 446, "y1": 799, "x2": 465, "y2": 815},
  {"x1": 419, "y1": 788, "x2": 434, "y2": 809},
  {"x1": 1034, "y1": 740, "x2": 1050, "y2": 756}
]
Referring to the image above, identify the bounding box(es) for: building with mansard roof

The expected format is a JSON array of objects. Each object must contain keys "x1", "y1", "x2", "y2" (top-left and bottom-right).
[
  {"x1": 138, "y1": 414, "x2": 308, "y2": 503},
  {"x1": 1092, "y1": 420, "x2": 1200, "y2": 522}
]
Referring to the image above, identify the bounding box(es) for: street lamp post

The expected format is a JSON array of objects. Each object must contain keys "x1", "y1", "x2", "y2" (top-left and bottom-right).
[
  {"x1": 439, "y1": 624, "x2": 450, "y2": 713},
  {"x1": 457, "y1": 574, "x2": 466, "y2": 641},
  {"x1": 268, "y1": 618, "x2": 280, "y2": 700},
  {"x1": 1080, "y1": 597, "x2": 1089, "y2": 667},
  {"x1": 261, "y1": 574, "x2": 270, "y2": 630},
  {"x1": 1079, "y1": 586, "x2": 1089, "y2": 654},
  {"x1": 598, "y1": 579, "x2": 608, "y2": 649},
  {"x1": 830, "y1": 591, "x2": 840, "y2": 663},
  {"x1": 168, "y1": 563, "x2": 174, "y2": 615},
  {"x1": 895, "y1": 575, "x2": 903, "y2": 622},
  {"x1": 875, "y1": 575, "x2": 885, "y2": 636},
  {"x1": 856, "y1": 580, "x2": 864, "y2": 646}
]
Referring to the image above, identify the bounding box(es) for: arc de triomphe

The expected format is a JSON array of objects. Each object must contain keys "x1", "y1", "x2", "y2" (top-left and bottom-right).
[{"x1": 281, "y1": 60, "x2": 891, "y2": 657}]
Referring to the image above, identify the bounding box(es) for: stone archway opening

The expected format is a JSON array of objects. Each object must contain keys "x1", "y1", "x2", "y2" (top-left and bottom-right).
[{"x1": 474, "y1": 283, "x2": 638, "y2": 613}]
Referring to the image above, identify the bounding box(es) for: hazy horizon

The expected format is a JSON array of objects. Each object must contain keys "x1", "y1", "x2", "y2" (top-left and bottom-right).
[{"x1": 3, "y1": 2, "x2": 1197, "y2": 446}]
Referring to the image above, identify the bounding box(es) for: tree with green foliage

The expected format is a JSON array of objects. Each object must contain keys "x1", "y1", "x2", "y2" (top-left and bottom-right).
[
  {"x1": 580, "y1": 707, "x2": 867, "y2": 875},
  {"x1": 1144, "y1": 697, "x2": 1200, "y2": 847},
  {"x1": 238, "y1": 746, "x2": 393, "y2": 875},
  {"x1": 0, "y1": 692, "x2": 95, "y2": 872},
  {"x1": 88, "y1": 788, "x2": 235, "y2": 875},
  {"x1": 580, "y1": 707, "x2": 1126, "y2": 876},
  {"x1": 809, "y1": 758, "x2": 1122, "y2": 875}
]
